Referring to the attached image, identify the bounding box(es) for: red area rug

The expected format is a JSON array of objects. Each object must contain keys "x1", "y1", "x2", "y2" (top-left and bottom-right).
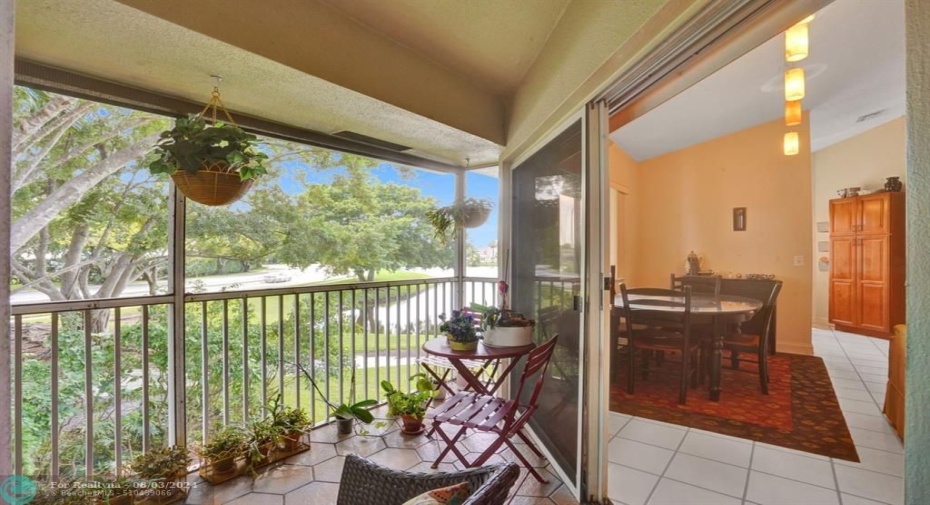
[{"x1": 610, "y1": 352, "x2": 859, "y2": 462}]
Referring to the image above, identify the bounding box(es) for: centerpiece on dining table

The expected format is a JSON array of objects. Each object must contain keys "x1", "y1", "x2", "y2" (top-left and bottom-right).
[{"x1": 439, "y1": 309, "x2": 480, "y2": 351}]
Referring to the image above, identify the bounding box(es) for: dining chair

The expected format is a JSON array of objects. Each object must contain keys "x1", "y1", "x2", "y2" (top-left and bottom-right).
[
  {"x1": 670, "y1": 273, "x2": 721, "y2": 297},
  {"x1": 620, "y1": 283, "x2": 700, "y2": 404},
  {"x1": 721, "y1": 280, "x2": 783, "y2": 394},
  {"x1": 427, "y1": 335, "x2": 559, "y2": 483}
]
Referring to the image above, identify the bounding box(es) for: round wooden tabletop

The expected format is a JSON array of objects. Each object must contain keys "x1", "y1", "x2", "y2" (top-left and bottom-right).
[
  {"x1": 613, "y1": 294, "x2": 762, "y2": 314},
  {"x1": 422, "y1": 337, "x2": 535, "y2": 360}
]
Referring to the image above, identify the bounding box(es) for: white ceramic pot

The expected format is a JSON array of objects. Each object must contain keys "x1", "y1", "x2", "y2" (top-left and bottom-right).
[{"x1": 484, "y1": 326, "x2": 534, "y2": 347}]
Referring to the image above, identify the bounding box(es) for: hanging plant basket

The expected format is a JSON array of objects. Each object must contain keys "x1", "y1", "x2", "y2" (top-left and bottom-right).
[
  {"x1": 170, "y1": 161, "x2": 254, "y2": 206},
  {"x1": 426, "y1": 198, "x2": 494, "y2": 244},
  {"x1": 461, "y1": 204, "x2": 491, "y2": 228},
  {"x1": 148, "y1": 84, "x2": 267, "y2": 206}
]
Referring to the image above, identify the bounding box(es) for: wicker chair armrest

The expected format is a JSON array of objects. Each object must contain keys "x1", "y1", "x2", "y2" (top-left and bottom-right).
[{"x1": 336, "y1": 454, "x2": 519, "y2": 505}]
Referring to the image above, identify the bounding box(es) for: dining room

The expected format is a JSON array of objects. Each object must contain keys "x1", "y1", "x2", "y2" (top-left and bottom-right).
[{"x1": 603, "y1": 0, "x2": 905, "y2": 503}]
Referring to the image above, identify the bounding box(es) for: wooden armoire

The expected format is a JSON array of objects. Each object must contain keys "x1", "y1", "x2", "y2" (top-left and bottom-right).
[{"x1": 829, "y1": 192, "x2": 905, "y2": 338}]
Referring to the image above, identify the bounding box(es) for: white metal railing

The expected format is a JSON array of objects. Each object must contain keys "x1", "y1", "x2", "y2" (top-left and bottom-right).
[{"x1": 10, "y1": 276, "x2": 497, "y2": 479}]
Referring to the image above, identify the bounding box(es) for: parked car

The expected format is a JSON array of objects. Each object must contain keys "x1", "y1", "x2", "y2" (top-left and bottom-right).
[{"x1": 262, "y1": 272, "x2": 292, "y2": 283}]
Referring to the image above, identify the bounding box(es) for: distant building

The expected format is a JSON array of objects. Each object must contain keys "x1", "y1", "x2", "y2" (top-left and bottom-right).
[{"x1": 479, "y1": 241, "x2": 498, "y2": 263}]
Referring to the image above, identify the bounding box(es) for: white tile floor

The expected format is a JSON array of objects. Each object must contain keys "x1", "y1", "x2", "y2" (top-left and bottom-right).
[{"x1": 607, "y1": 328, "x2": 904, "y2": 505}]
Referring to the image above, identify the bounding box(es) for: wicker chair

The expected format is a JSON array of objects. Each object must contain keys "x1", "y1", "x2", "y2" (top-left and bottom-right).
[{"x1": 336, "y1": 454, "x2": 520, "y2": 505}]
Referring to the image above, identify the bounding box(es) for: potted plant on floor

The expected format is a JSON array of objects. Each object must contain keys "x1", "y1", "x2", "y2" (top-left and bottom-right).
[
  {"x1": 130, "y1": 445, "x2": 191, "y2": 503},
  {"x1": 426, "y1": 197, "x2": 493, "y2": 245},
  {"x1": 295, "y1": 362, "x2": 376, "y2": 435},
  {"x1": 265, "y1": 395, "x2": 312, "y2": 452},
  {"x1": 147, "y1": 89, "x2": 268, "y2": 206},
  {"x1": 440, "y1": 309, "x2": 480, "y2": 351},
  {"x1": 247, "y1": 418, "x2": 285, "y2": 466},
  {"x1": 386, "y1": 382, "x2": 435, "y2": 435},
  {"x1": 196, "y1": 426, "x2": 249, "y2": 478}
]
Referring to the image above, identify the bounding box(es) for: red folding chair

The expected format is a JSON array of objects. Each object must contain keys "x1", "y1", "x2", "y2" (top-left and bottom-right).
[{"x1": 427, "y1": 335, "x2": 559, "y2": 483}]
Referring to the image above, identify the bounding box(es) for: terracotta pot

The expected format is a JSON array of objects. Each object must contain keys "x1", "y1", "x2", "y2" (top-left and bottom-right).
[
  {"x1": 400, "y1": 414, "x2": 424, "y2": 435},
  {"x1": 281, "y1": 430, "x2": 303, "y2": 452},
  {"x1": 170, "y1": 161, "x2": 253, "y2": 206}
]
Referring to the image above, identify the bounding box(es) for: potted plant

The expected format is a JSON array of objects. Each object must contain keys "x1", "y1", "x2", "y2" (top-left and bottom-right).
[
  {"x1": 426, "y1": 198, "x2": 493, "y2": 245},
  {"x1": 130, "y1": 445, "x2": 191, "y2": 503},
  {"x1": 384, "y1": 379, "x2": 435, "y2": 435},
  {"x1": 148, "y1": 114, "x2": 268, "y2": 206},
  {"x1": 247, "y1": 418, "x2": 285, "y2": 466},
  {"x1": 264, "y1": 395, "x2": 312, "y2": 452},
  {"x1": 295, "y1": 362, "x2": 376, "y2": 435},
  {"x1": 479, "y1": 306, "x2": 536, "y2": 347},
  {"x1": 196, "y1": 426, "x2": 248, "y2": 476},
  {"x1": 439, "y1": 309, "x2": 480, "y2": 351}
]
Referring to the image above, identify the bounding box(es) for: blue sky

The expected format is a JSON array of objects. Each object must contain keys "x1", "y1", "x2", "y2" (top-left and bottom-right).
[{"x1": 274, "y1": 161, "x2": 499, "y2": 247}]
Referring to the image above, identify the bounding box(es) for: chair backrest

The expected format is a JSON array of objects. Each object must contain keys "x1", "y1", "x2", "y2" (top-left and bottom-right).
[
  {"x1": 620, "y1": 283, "x2": 692, "y2": 340},
  {"x1": 514, "y1": 335, "x2": 559, "y2": 409},
  {"x1": 537, "y1": 306, "x2": 561, "y2": 339},
  {"x1": 670, "y1": 273, "x2": 721, "y2": 298},
  {"x1": 757, "y1": 281, "x2": 783, "y2": 347}
]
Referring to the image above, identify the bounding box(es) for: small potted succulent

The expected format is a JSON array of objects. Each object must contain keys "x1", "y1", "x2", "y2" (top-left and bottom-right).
[
  {"x1": 426, "y1": 198, "x2": 493, "y2": 245},
  {"x1": 130, "y1": 445, "x2": 191, "y2": 503},
  {"x1": 148, "y1": 114, "x2": 268, "y2": 206},
  {"x1": 439, "y1": 309, "x2": 480, "y2": 351},
  {"x1": 196, "y1": 426, "x2": 249, "y2": 476}
]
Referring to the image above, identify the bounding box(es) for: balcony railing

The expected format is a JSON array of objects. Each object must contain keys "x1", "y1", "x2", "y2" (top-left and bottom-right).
[{"x1": 10, "y1": 277, "x2": 497, "y2": 479}]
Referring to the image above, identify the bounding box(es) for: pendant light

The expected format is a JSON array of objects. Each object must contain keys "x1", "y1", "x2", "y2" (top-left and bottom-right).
[
  {"x1": 785, "y1": 22, "x2": 809, "y2": 62},
  {"x1": 784, "y1": 132, "x2": 800, "y2": 156},
  {"x1": 784, "y1": 68, "x2": 805, "y2": 101},
  {"x1": 785, "y1": 100, "x2": 802, "y2": 126}
]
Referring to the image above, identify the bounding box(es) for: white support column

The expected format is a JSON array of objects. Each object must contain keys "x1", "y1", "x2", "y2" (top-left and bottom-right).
[
  {"x1": 0, "y1": 0, "x2": 14, "y2": 477},
  {"x1": 167, "y1": 186, "x2": 187, "y2": 447},
  {"x1": 454, "y1": 171, "x2": 466, "y2": 308}
]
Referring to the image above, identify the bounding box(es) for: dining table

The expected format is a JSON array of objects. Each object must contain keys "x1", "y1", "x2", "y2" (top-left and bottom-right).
[
  {"x1": 420, "y1": 337, "x2": 536, "y2": 396},
  {"x1": 614, "y1": 292, "x2": 763, "y2": 401}
]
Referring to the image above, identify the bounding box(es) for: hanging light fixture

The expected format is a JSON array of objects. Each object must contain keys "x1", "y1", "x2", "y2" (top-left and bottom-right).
[
  {"x1": 785, "y1": 22, "x2": 809, "y2": 62},
  {"x1": 784, "y1": 132, "x2": 800, "y2": 156},
  {"x1": 785, "y1": 67, "x2": 805, "y2": 101},
  {"x1": 785, "y1": 100, "x2": 802, "y2": 126}
]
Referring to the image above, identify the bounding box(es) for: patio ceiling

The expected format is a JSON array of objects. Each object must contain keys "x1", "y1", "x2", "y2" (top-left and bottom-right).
[{"x1": 14, "y1": 0, "x2": 574, "y2": 169}]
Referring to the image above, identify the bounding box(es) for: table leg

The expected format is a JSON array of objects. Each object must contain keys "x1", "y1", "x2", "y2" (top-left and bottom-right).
[
  {"x1": 710, "y1": 315, "x2": 723, "y2": 402},
  {"x1": 449, "y1": 359, "x2": 492, "y2": 395}
]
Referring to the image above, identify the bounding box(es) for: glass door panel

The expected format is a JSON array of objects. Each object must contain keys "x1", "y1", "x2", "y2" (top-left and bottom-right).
[{"x1": 511, "y1": 119, "x2": 583, "y2": 489}]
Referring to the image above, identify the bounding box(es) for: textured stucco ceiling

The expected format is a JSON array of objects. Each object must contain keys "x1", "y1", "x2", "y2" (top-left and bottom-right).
[
  {"x1": 612, "y1": 0, "x2": 905, "y2": 161},
  {"x1": 318, "y1": 0, "x2": 570, "y2": 95},
  {"x1": 14, "y1": 0, "x2": 511, "y2": 167}
]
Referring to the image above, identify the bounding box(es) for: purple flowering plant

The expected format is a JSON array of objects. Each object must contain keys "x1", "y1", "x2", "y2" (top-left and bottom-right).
[{"x1": 438, "y1": 309, "x2": 479, "y2": 343}]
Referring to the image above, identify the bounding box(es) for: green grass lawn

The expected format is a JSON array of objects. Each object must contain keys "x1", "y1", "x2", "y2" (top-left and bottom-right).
[{"x1": 313, "y1": 270, "x2": 433, "y2": 286}]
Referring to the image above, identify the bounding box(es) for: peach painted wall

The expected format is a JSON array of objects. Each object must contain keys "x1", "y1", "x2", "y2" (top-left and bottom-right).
[
  {"x1": 608, "y1": 143, "x2": 639, "y2": 285},
  {"x1": 624, "y1": 117, "x2": 814, "y2": 355},
  {"x1": 811, "y1": 117, "x2": 906, "y2": 327}
]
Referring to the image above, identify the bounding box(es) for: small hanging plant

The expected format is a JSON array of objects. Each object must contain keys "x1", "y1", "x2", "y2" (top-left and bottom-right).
[
  {"x1": 426, "y1": 197, "x2": 493, "y2": 245},
  {"x1": 148, "y1": 86, "x2": 268, "y2": 206}
]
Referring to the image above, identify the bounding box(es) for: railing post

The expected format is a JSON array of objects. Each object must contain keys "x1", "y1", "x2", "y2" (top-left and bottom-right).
[
  {"x1": 454, "y1": 171, "x2": 466, "y2": 308},
  {"x1": 0, "y1": 0, "x2": 14, "y2": 477},
  {"x1": 167, "y1": 185, "x2": 187, "y2": 447}
]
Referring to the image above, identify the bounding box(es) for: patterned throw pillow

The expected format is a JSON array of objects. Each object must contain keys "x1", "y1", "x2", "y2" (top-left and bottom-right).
[{"x1": 401, "y1": 481, "x2": 471, "y2": 505}]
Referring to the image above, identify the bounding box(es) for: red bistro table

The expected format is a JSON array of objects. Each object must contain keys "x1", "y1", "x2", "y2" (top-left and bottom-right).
[{"x1": 421, "y1": 338, "x2": 535, "y2": 396}]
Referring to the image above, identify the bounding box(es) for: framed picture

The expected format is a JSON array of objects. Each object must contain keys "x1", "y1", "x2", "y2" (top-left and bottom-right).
[{"x1": 733, "y1": 207, "x2": 747, "y2": 231}]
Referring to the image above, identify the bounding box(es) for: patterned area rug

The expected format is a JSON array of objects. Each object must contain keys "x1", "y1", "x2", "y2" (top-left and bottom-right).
[{"x1": 610, "y1": 352, "x2": 859, "y2": 462}]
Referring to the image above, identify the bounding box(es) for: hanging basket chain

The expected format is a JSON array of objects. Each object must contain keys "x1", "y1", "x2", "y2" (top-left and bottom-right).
[{"x1": 197, "y1": 86, "x2": 238, "y2": 127}]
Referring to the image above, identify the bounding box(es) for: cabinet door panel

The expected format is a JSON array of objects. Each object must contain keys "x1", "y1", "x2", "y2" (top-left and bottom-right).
[
  {"x1": 858, "y1": 236, "x2": 890, "y2": 332},
  {"x1": 859, "y1": 236, "x2": 888, "y2": 283},
  {"x1": 859, "y1": 194, "x2": 890, "y2": 234},
  {"x1": 859, "y1": 283, "x2": 888, "y2": 332},
  {"x1": 830, "y1": 199, "x2": 857, "y2": 235},
  {"x1": 830, "y1": 237, "x2": 857, "y2": 326}
]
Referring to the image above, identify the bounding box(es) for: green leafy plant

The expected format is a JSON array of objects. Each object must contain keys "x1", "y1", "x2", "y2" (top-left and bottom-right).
[
  {"x1": 474, "y1": 304, "x2": 535, "y2": 330},
  {"x1": 196, "y1": 426, "x2": 249, "y2": 463},
  {"x1": 381, "y1": 374, "x2": 435, "y2": 421},
  {"x1": 148, "y1": 115, "x2": 268, "y2": 180},
  {"x1": 130, "y1": 445, "x2": 191, "y2": 481},
  {"x1": 295, "y1": 362, "x2": 376, "y2": 424},
  {"x1": 426, "y1": 197, "x2": 493, "y2": 245}
]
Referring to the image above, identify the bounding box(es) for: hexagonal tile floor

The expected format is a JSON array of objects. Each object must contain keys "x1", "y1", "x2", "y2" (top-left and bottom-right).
[{"x1": 183, "y1": 414, "x2": 578, "y2": 505}]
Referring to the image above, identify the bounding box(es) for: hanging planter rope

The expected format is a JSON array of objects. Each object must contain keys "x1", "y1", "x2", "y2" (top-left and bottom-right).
[{"x1": 148, "y1": 82, "x2": 268, "y2": 206}]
